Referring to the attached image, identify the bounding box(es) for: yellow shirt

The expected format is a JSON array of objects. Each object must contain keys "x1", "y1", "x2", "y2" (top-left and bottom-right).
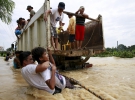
[{"x1": 67, "y1": 17, "x2": 75, "y2": 34}]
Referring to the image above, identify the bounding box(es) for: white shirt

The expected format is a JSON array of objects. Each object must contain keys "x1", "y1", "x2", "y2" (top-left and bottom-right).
[
  {"x1": 21, "y1": 64, "x2": 55, "y2": 94},
  {"x1": 50, "y1": 8, "x2": 64, "y2": 27},
  {"x1": 21, "y1": 64, "x2": 66, "y2": 94}
]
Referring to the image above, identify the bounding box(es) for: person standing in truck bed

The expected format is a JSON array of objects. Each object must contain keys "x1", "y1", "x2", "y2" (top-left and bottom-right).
[
  {"x1": 67, "y1": 14, "x2": 76, "y2": 49},
  {"x1": 44, "y1": 2, "x2": 65, "y2": 51},
  {"x1": 75, "y1": 6, "x2": 89, "y2": 50}
]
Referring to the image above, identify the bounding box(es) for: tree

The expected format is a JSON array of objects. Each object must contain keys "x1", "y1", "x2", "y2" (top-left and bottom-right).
[
  {"x1": 117, "y1": 44, "x2": 127, "y2": 51},
  {"x1": 6, "y1": 47, "x2": 12, "y2": 52},
  {"x1": 0, "y1": 0, "x2": 15, "y2": 24}
]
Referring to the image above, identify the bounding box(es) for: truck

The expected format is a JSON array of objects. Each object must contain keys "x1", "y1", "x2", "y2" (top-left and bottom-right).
[{"x1": 16, "y1": 0, "x2": 105, "y2": 70}]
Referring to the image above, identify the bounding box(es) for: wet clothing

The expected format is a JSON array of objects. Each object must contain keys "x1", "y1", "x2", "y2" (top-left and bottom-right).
[
  {"x1": 13, "y1": 57, "x2": 20, "y2": 69},
  {"x1": 21, "y1": 63, "x2": 66, "y2": 94},
  {"x1": 13, "y1": 61, "x2": 20, "y2": 69}
]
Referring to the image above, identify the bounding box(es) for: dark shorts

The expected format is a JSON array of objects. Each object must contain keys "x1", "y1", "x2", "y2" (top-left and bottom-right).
[
  {"x1": 69, "y1": 34, "x2": 75, "y2": 42},
  {"x1": 51, "y1": 26, "x2": 58, "y2": 38}
]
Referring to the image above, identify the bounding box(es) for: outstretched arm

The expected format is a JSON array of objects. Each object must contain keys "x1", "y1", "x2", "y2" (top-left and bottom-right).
[
  {"x1": 44, "y1": 10, "x2": 51, "y2": 21},
  {"x1": 47, "y1": 48, "x2": 56, "y2": 66},
  {"x1": 82, "y1": 13, "x2": 89, "y2": 19}
]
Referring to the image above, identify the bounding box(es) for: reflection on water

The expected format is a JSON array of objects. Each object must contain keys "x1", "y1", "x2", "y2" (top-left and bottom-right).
[{"x1": 0, "y1": 57, "x2": 135, "y2": 100}]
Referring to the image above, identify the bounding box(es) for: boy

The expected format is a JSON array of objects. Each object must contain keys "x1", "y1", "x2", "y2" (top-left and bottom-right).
[{"x1": 67, "y1": 14, "x2": 76, "y2": 49}]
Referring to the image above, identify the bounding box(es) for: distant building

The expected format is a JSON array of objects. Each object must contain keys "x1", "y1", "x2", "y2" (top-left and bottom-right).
[{"x1": 0, "y1": 46, "x2": 4, "y2": 51}]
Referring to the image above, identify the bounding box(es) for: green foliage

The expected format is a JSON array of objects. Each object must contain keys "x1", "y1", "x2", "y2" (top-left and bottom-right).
[
  {"x1": 113, "y1": 51, "x2": 134, "y2": 58},
  {"x1": 93, "y1": 44, "x2": 135, "y2": 58},
  {"x1": 117, "y1": 44, "x2": 127, "y2": 51},
  {"x1": 0, "y1": 0, "x2": 15, "y2": 24},
  {"x1": 0, "y1": 51, "x2": 9, "y2": 57},
  {"x1": 6, "y1": 47, "x2": 12, "y2": 52},
  {"x1": 93, "y1": 51, "x2": 113, "y2": 57}
]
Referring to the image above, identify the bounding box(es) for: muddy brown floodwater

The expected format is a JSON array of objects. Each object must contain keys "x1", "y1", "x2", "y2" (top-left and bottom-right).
[{"x1": 0, "y1": 57, "x2": 135, "y2": 100}]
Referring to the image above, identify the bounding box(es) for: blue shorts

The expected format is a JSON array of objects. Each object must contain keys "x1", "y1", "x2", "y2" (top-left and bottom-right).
[
  {"x1": 69, "y1": 34, "x2": 75, "y2": 42},
  {"x1": 15, "y1": 30, "x2": 21, "y2": 35}
]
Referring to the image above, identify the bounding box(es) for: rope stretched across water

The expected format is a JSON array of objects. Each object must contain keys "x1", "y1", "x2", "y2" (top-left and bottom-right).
[{"x1": 61, "y1": 74, "x2": 106, "y2": 100}]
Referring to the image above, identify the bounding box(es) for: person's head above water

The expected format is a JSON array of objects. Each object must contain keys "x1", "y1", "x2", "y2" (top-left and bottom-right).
[
  {"x1": 19, "y1": 51, "x2": 34, "y2": 67},
  {"x1": 31, "y1": 47, "x2": 49, "y2": 64}
]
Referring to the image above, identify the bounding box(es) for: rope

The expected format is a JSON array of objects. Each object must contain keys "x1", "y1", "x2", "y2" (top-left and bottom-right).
[{"x1": 60, "y1": 74, "x2": 106, "y2": 100}]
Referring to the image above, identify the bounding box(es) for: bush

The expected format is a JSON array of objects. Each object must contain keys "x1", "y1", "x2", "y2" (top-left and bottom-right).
[{"x1": 93, "y1": 50, "x2": 134, "y2": 58}]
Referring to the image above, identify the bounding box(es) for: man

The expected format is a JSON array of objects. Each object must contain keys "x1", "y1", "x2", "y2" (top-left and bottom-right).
[
  {"x1": 75, "y1": 6, "x2": 89, "y2": 50},
  {"x1": 67, "y1": 14, "x2": 76, "y2": 49},
  {"x1": 4, "y1": 53, "x2": 12, "y2": 61},
  {"x1": 18, "y1": 17, "x2": 28, "y2": 29},
  {"x1": 26, "y1": 5, "x2": 35, "y2": 21},
  {"x1": 19, "y1": 47, "x2": 75, "y2": 94},
  {"x1": 13, "y1": 51, "x2": 23, "y2": 69},
  {"x1": 44, "y1": 2, "x2": 65, "y2": 51}
]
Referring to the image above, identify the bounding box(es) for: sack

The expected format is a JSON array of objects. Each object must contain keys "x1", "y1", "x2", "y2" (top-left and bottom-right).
[{"x1": 15, "y1": 30, "x2": 21, "y2": 35}]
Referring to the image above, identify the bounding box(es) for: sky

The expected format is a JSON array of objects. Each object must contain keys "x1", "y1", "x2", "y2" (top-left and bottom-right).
[{"x1": 0, "y1": 0, "x2": 135, "y2": 50}]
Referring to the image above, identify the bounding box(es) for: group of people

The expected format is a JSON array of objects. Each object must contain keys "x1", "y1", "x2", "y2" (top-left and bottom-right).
[
  {"x1": 15, "y1": 2, "x2": 89, "y2": 50},
  {"x1": 10, "y1": 2, "x2": 93, "y2": 95},
  {"x1": 4, "y1": 50, "x2": 23, "y2": 69},
  {"x1": 4, "y1": 46, "x2": 76, "y2": 94},
  {"x1": 44, "y1": 2, "x2": 90, "y2": 50},
  {"x1": 18, "y1": 47, "x2": 76, "y2": 94},
  {"x1": 15, "y1": 5, "x2": 35, "y2": 39}
]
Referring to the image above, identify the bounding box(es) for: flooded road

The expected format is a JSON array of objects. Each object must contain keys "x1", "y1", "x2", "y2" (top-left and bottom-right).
[{"x1": 0, "y1": 57, "x2": 135, "y2": 100}]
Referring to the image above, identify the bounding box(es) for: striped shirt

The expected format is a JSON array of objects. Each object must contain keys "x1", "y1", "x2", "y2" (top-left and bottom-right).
[{"x1": 76, "y1": 16, "x2": 85, "y2": 25}]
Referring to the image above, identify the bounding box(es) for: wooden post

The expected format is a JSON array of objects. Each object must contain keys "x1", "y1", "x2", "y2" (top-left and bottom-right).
[
  {"x1": 44, "y1": 0, "x2": 51, "y2": 48},
  {"x1": 63, "y1": 11, "x2": 99, "y2": 22}
]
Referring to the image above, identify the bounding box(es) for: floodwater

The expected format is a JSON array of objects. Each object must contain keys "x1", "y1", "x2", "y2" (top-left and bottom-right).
[{"x1": 0, "y1": 57, "x2": 135, "y2": 100}]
